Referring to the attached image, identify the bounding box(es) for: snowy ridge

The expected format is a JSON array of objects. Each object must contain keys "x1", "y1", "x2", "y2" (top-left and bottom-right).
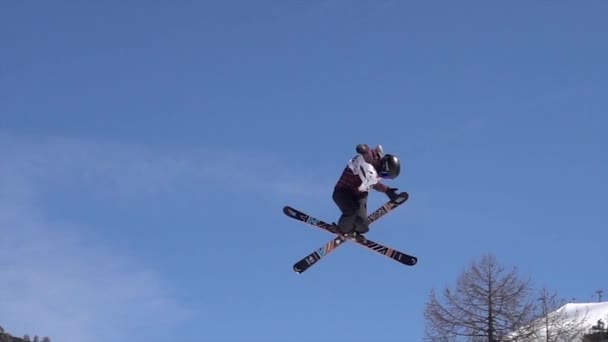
[
  {"x1": 555, "y1": 301, "x2": 608, "y2": 332},
  {"x1": 511, "y1": 301, "x2": 608, "y2": 341}
]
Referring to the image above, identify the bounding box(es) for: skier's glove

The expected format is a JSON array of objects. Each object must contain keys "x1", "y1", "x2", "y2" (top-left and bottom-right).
[{"x1": 386, "y1": 187, "x2": 399, "y2": 201}]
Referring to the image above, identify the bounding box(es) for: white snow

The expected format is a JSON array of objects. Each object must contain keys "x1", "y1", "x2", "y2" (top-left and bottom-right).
[
  {"x1": 554, "y1": 301, "x2": 608, "y2": 332},
  {"x1": 510, "y1": 301, "x2": 608, "y2": 341}
]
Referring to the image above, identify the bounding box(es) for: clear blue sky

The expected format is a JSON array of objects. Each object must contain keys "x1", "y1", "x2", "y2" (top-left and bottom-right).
[{"x1": 1, "y1": 1, "x2": 607, "y2": 341}]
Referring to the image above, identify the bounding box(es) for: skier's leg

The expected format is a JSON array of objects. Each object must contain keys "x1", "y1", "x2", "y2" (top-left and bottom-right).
[
  {"x1": 353, "y1": 196, "x2": 370, "y2": 234},
  {"x1": 332, "y1": 188, "x2": 358, "y2": 234}
]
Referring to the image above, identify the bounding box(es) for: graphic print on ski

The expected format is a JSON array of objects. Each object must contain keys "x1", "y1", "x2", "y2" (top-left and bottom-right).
[
  {"x1": 283, "y1": 192, "x2": 417, "y2": 273},
  {"x1": 284, "y1": 195, "x2": 416, "y2": 273},
  {"x1": 289, "y1": 192, "x2": 410, "y2": 273}
]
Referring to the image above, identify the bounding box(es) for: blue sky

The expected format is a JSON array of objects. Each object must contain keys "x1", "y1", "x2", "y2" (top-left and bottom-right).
[{"x1": 1, "y1": 1, "x2": 607, "y2": 341}]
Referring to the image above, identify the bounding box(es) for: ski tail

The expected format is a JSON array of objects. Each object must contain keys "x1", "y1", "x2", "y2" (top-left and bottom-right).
[
  {"x1": 293, "y1": 237, "x2": 345, "y2": 273},
  {"x1": 358, "y1": 239, "x2": 417, "y2": 267}
]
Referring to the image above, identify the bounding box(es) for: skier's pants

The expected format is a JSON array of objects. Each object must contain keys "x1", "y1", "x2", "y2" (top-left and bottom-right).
[{"x1": 332, "y1": 188, "x2": 369, "y2": 234}]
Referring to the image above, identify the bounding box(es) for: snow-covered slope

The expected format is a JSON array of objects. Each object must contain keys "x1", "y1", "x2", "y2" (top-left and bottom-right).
[
  {"x1": 555, "y1": 301, "x2": 608, "y2": 332},
  {"x1": 512, "y1": 301, "x2": 608, "y2": 341}
]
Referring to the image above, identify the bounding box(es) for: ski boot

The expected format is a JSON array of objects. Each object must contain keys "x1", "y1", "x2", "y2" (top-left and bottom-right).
[
  {"x1": 351, "y1": 219, "x2": 369, "y2": 243},
  {"x1": 343, "y1": 227, "x2": 368, "y2": 243},
  {"x1": 329, "y1": 223, "x2": 342, "y2": 234},
  {"x1": 339, "y1": 231, "x2": 365, "y2": 243},
  {"x1": 331, "y1": 223, "x2": 367, "y2": 243}
]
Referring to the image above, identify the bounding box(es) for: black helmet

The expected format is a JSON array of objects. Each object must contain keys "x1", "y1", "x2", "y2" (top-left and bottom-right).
[{"x1": 378, "y1": 154, "x2": 400, "y2": 179}]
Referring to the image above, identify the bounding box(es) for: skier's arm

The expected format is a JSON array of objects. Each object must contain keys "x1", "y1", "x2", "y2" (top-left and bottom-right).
[
  {"x1": 372, "y1": 182, "x2": 388, "y2": 192},
  {"x1": 376, "y1": 182, "x2": 400, "y2": 202}
]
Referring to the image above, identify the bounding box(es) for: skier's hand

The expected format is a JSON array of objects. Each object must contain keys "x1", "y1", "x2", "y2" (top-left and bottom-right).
[{"x1": 386, "y1": 187, "x2": 399, "y2": 201}]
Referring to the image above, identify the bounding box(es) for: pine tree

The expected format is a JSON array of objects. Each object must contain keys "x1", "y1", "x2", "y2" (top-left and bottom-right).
[{"x1": 424, "y1": 253, "x2": 537, "y2": 341}]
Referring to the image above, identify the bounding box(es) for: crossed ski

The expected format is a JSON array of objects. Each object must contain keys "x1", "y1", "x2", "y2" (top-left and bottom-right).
[{"x1": 283, "y1": 192, "x2": 417, "y2": 273}]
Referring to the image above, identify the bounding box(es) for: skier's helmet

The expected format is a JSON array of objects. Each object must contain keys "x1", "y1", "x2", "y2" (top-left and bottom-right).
[{"x1": 378, "y1": 154, "x2": 400, "y2": 179}]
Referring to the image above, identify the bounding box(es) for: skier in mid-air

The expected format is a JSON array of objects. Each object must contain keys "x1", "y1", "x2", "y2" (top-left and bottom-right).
[{"x1": 331, "y1": 144, "x2": 401, "y2": 239}]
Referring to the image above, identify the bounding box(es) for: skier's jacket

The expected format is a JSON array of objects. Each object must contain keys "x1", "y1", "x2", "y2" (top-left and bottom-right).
[{"x1": 334, "y1": 144, "x2": 388, "y2": 198}]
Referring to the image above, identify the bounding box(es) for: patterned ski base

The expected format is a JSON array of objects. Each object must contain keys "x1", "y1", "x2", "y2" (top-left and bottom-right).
[{"x1": 283, "y1": 192, "x2": 417, "y2": 273}]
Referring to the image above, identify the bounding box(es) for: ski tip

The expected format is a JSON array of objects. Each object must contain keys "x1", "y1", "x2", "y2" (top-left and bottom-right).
[
  {"x1": 283, "y1": 206, "x2": 295, "y2": 216},
  {"x1": 392, "y1": 192, "x2": 409, "y2": 204}
]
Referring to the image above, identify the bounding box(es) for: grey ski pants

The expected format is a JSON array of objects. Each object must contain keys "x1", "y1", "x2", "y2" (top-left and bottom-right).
[{"x1": 332, "y1": 188, "x2": 370, "y2": 234}]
